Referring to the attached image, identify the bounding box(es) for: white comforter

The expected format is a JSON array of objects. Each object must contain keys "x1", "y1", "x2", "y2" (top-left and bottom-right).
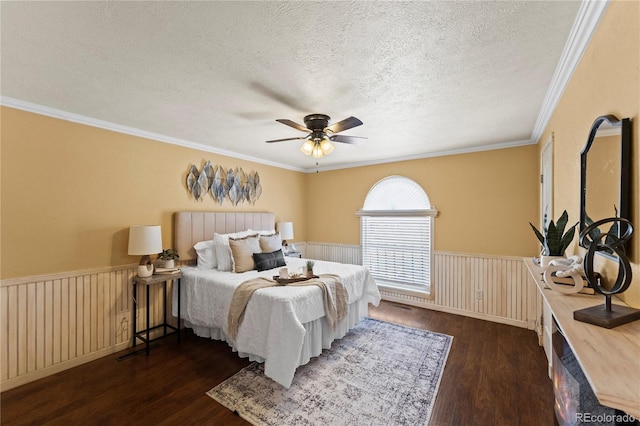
[{"x1": 173, "y1": 258, "x2": 380, "y2": 388}]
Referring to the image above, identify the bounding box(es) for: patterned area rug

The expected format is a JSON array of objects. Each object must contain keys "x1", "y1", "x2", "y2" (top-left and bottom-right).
[{"x1": 207, "y1": 318, "x2": 453, "y2": 425}]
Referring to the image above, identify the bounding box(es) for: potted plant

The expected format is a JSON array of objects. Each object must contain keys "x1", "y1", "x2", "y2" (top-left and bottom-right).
[
  {"x1": 157, "y1": 249, "x2": 179, "y2": 268},
  {"x1": 306, "y1": 260, "x2": 315, "y2": 278},
  {"x1": 529, "y1": 210, "x2": 577, "y2": 267}
]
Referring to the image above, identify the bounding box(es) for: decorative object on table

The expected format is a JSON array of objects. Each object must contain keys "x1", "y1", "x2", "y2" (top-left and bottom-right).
[
  {"x1": 157, "y1": 248, "x2": 179, "y2": 268},
  {"x1": 128, "y1": 225, "x2": 163, "y2": 278},
  {"x1": 185, "y1": 162, "x2": 261, "y2": 205},
  {"x1": 273, "y1": 274, "x2": 319, "y2": 285},
  {"x1": 276, "y1": 221, "x2": 294, "y2": 253},
  {"x1": 543, "y1": 256, "x2": 587, "y2": 295},
  {"x1": 306, "y1": 260, "x2": 315, "y2": 278},
  {"x1": 542, "y1": 255, "x2": 596, "y2": 295},
  {"x1": 266, "y1": 114, "x2": 367, "y2": 159},
  {"x1": 529, "y1": 210, "x2": 577, "y2": 267},
  {"x1": 278, "y1": 267, "x2": 289, "y2": 279},
  {"x1": 574, "y1": 217, "x2": 640, "y2": 328},
  {"x1": 207, "y1": 318, "x2": 452, "y2": 426}
]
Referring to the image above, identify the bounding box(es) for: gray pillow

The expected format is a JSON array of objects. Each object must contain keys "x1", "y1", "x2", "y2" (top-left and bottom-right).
[{"x1": 252, "y1": 250, "x2": 286, "y2": 272}]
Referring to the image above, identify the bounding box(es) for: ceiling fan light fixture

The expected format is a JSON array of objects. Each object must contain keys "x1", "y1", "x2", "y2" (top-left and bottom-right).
[
  {"x1": 270, "y1": 114, "x2": 366, "y2": 159},
  {"x1": 311, "y1": 143, "x2": 325, "y2": 159},
  {"x1": 300, "y1": 140, "x2": 314, "y2": 156},
  {"x1": 320, "y1": 139, "x2": 334, "y2": 155}
]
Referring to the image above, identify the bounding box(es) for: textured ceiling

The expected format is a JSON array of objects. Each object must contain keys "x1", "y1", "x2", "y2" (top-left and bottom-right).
[{"x1": 1, "y1": 1, "x2": 582, "y2": 171}]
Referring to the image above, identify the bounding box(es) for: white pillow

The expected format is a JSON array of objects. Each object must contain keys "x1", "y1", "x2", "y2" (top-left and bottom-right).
[
  {"x1": 248, "y1": 228, "x2": 276, "y2": 236},
  {"x1": 194, "y1": 240, "x2": 216, "y2": 270},
  {"x1": 214, "y1": 230, "x2": 256, "y2": 271}
]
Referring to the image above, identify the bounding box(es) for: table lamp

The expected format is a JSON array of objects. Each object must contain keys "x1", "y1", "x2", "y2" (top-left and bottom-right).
[
  {"x1": 277, "y1": 222, "x2": 295, "y2": 253},
  {"x1": 128, "y1": 225, "x2": 162, "y2": 277}
]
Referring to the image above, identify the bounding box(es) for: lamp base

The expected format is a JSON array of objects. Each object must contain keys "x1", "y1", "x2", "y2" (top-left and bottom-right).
[
  {"x1": 574, "y1": 304, "x2": 640, "y2": 329},
  {"x1": 137, "y1": 264, "x2": 154, "y2": 278}
]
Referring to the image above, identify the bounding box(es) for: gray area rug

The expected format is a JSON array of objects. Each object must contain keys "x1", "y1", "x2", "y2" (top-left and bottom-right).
[{"x1": 207, "y1": 317, "x2": 453, "y2": 425}]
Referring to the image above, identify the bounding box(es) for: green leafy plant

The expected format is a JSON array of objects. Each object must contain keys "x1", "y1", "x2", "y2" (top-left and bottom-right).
[
  {"x1": 306, "y1": 260, "x2": 315, "y2": 272},
  {"x1": 529, "y1": 210, "x2": 577, "y2": 256},
  {"x1": 157, "y1": 249, "x2": 179, "y2": 260}
]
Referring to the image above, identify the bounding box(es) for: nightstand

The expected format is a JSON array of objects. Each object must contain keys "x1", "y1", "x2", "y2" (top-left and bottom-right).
[
  {"x1": 129, "y1": 272, "x2": 182, "y2": 356},
  {"x1": 285, "y1": 251, "x2": 302, "y2": 258}
]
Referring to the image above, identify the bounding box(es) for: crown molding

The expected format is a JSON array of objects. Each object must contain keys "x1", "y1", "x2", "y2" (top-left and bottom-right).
[
  {"x1": 2, "y1": 95, "x2": 534, "y2": 173},
  {"x1": 0, "y1": 96, "x2": 306, "y2": 173},
  {"x1": 530, "y1": 0, "x2": 609, "y2": 144},
  {"x1": 306, "y1": 138, "x2": 535, "y2": 173}
]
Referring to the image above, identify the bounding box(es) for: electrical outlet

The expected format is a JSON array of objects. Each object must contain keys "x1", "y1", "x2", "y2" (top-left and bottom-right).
[
  {"x1": 475, "y1": 290, "x2": 484, "y2": 300},
  {"x1": 117, "y1": 312, "x2": 129, "y2": 337}
]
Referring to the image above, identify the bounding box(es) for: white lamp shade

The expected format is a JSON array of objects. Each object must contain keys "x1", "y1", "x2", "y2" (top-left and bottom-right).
[
  {"x1": 276, "y1": 222, "x2": 294, "y2": 241},
  {"x1": 128, "y1": 225, "x2": 163, "y2": 255}
]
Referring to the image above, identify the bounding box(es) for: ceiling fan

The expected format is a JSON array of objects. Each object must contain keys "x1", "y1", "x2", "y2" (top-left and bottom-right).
[{"x1": 266, "y1": 114, "x2": 367, "y2": 158}]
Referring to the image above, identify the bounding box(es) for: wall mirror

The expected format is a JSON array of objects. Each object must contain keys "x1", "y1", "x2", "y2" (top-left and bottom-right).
[{"x1": 579, "y1": 115, "x2": 631, "y2": 256}]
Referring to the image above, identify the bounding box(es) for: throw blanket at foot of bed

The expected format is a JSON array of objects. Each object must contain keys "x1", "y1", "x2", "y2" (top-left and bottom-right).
[{"x1": 228, "y1": 274, "x2": 348, "y2": 341}]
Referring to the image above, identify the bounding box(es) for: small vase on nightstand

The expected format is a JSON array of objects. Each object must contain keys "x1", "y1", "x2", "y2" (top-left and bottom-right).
[{"x1": 137, "y1": 264, "x2": 154, "y2": 278}]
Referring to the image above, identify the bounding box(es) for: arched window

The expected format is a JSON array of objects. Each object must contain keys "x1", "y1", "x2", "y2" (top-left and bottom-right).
[{"x1": 356, "y1": 176, "x2": 437, "y2": 294}]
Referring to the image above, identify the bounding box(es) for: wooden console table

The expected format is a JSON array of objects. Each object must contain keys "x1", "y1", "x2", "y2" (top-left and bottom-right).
[{"x1": 524, "y1": 257, "x2": 640, "y2": 418}]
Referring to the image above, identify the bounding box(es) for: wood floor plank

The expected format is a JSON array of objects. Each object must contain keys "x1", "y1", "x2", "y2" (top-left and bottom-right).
[{"x1": 0, "y1": 301, "x2": 555, "y2": 425}]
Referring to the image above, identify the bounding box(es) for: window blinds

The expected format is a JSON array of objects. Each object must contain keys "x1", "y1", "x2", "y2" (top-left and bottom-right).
[{"x1": 361, "y1": 216, "x2": 431, "y2": 290}]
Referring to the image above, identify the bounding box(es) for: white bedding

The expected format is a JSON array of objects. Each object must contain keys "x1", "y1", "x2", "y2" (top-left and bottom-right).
[{"x1": 172, "y1": 258, "x2": 380, "y2": 388}]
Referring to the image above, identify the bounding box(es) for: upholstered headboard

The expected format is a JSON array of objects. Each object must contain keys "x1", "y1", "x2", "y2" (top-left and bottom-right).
[{"x1": 174, "y1": 211, "x2": 275, "y2": 261}]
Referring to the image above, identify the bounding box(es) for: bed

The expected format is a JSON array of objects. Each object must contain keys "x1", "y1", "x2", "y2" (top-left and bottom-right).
[{"x1": 171, "y1": 211, "x2": 381, "y2": 388}]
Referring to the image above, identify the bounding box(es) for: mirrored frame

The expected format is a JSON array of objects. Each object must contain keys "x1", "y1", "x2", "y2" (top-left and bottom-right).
[{"x1": 579, "y1": 115, "x2": 631, "y2": 255}]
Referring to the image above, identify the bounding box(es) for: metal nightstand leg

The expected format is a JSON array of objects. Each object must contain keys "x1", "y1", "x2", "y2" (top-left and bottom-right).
[{"x1": 145, "y1": 284, "x2": 150, "y2": 356}]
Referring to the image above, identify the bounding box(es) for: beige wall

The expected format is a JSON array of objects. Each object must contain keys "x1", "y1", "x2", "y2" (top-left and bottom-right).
[
  {"x1": 305, "y1": 145, "x2": 540, "y2": 257},
  {"x1": 2, "y1": 1, "x2": 637, "y2": 307},
  {"x1": 537, "y1": 0, "x2": 639, "y2": 307},
  {"x1": 0, "y1": 107, "x2": 307, "y2": 279},
  {"x1": 1, "y1": 107, "x2": 540, "y2": 279}
]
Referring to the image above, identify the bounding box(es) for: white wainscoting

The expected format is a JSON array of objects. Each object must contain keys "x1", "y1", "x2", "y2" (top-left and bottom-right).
[
  {"x1": 302, "y1": 242, "x2": 361, "y2": 265},
  {"x1": 304, "y1": 242, "x2": 538, "y2": 329},
  {"x1": 0, "y1": 246, "x2": 537, "y2": 391},
  {"x1": 0, "y1": 264, "x2": 179, "y2": 391}
]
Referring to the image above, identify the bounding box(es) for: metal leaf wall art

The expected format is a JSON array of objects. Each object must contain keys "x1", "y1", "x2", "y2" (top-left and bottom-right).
[{"x1": 185, "y1": 162, "x2": 262, "y2": 205}]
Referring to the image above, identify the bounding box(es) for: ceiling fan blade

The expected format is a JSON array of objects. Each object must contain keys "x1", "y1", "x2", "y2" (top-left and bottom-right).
[
  {"x1": 265, "y1": 136, "x2": 307, "y2": 143},
  {"x1": 325, "y1": 116, "x2": 363, "y2": 134},
  {"x1": 329, "y1": 134, "x2": 367, "y2": 145},
  {"x1": 276, "y1": 119, "x2": 310, "y2": 133}
]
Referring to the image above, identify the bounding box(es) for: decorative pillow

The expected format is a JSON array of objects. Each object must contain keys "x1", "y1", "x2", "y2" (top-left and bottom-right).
[
  {"x1": 252, "y1": 250, "x2": 287, "y2": 272},
  {"x1": 248, "y1": 228, "x2": 276, "y2": 236},
  {"x1": 214, "y1": 230, "x2": 254, "y2": 271},
  {"x1": 259, "y1": 232, "x2": 282, "y2": 253},
  {"x1": 193, "y1": 240, "x2": 216, "y2": 270},
  {"x1": 229, "y1": 234, "x2": 262, "y2": 273}
]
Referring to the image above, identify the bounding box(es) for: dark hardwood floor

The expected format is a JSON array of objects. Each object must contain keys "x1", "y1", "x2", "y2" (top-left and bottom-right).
[{"x1": 1, "y1": 301, "x2": 555, "y2": 425}]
